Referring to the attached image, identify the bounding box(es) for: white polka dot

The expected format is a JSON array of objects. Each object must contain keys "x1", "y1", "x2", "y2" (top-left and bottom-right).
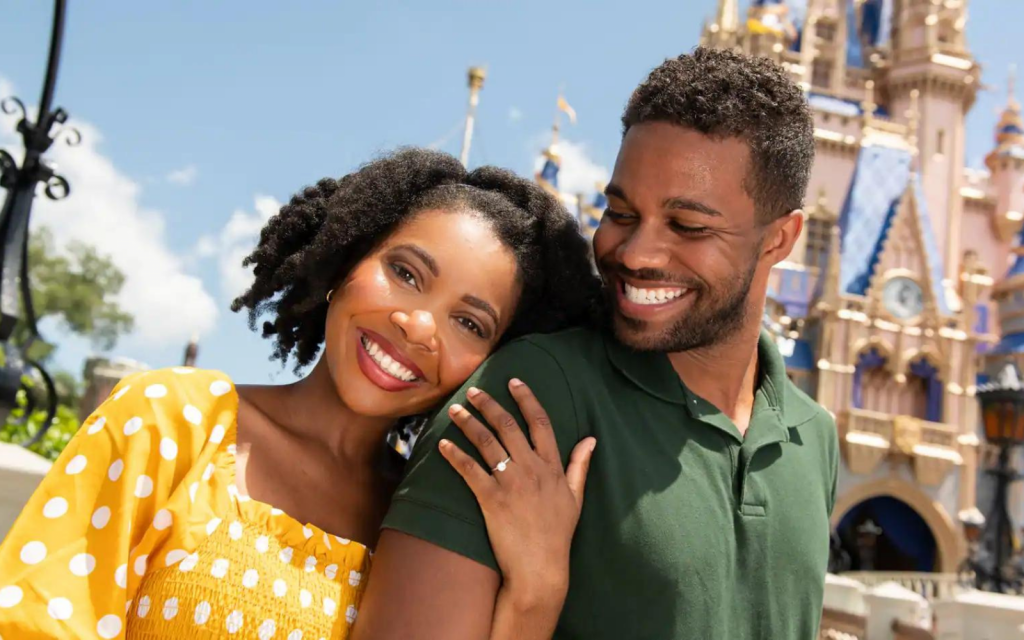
[
  {"x1": 227, "y1": 444, "x2": 237, "y2": 455},
  {"x1": 87, "y1": 416, "x2": 107, "y2": 435},
  {"x1": 135, "y1": 475, "x2": 154, "y2": 498},
  {"x1": 108, "y1": 459, "x2": 124, "y2": 482},
  {"x1": 159, "y1": 438, "x2": 178, "y2": 461},
  {"x1": 288, "y1": 630, "x2": 303, "y2": 640},
  {"x1": 69, "y1": 553, "x2": 96, "y2": 576},
  {"x1": 179, "y1": 553, "x2": 199, "y2": 572},
  {"x1": 173, "y1": 367, "x2": 195, "y2": 374},
  {"x1": 255, "y1": 536, "x2": 270, "y2": 554},
  {"x1": 145, "y1": 384, "x2": 168, "y2": 398},
  {"x1": 183, "y1": 405, "x2": 202, "y2": 425},
  {"x1": 210, "y1": 424, "x2": 226, "y2": 444},
  {"x1": 279, "y1": 547, "x2": 293, "y2": 563},
  {"x1": 20, "y1": 541, "x2": 46, "y2": 565},
  {"x1": 226, "y1": 484, "x2": 239, "y2": 501},
  {"x1": 346, "y1": 605, "x2": 358, "y2": 624},
  {"x1": 123, "y1": 416, "x2": 143, "y2": 436},
  {"x1": 137, "y1": 595, "x2": 151, "y2": 618},
  {"x1": 163, "y1": 597, "x2": 179, "y2": 620},
  {"x1": 97, "y1": 614, "x2": 122, "y2": 639},
  {"x1": 92, "y1": 506, "x2": 112, "y2": 529},
  {"x1": 300, "y1": 589, "x2": 312, "y2": 608},
  {"x1": 113, "y1": 385, "x2": 131, "y2": 401},
  {"x1": 43, "y1": 497, "x2": 68, "y2": 519},
  {"x1": 258, "y1": 619, "x2": 277, "y2": 640},
  {"x1": 229, "y1": 521, "x2": 244, "y2": 540},
  {"x1": 325, "y1": 564, "x2": 338, "y2": 580},
  {"x1": 65, "y1": 455, "x2": 87, "y2": 475},
  {"x1": 273, "y1": 579, "x2": 287, "y2": 598},
  {"x1": 189, "y1": 481, "x2": 199, "y2": 503},
  {"x1": 324, "y1": 597, "x2": 337, "y2": 617},
  {"x1": 0, "y1": 586, "x2": 23, "y2": 608},
  {"x1": 202, "y1": 463, "x2": 216, "y2": 482},
  {"x1": 48, "y1": 598, "x2": 73, "y2": 620},
  {"x1": 335, "y1": 536, "x2": 351, "y2": 545},
  {"x1": 323, "y1": 533, "x2": 332, "y2": 549},
  {"x1": 206, "y1": 517, "x2": 222, "y2": 535},
  {"x1": 304, "y1": 556, "x2": 317, "y2": 572},
  {"x1": 211, "y1": 558, "x2": 229, "y2": 579},
  {"x1": 349, "y1": 570, "x2": 362, "y2": 587},
  {"x1": 165, "y1": 549, "x2": 188, "y2": 566},
  {"x1": 210, "y1": 380, "x2": 233, "y2": 397},
  {"x1": 153, "y1": 509, "x2": 173, "y2": 530},
  {"x1": 302, "y1": 526, "x2": 313, "y2": 539},
  {"x1": 226, "y1": 609, "x2": 244, "y2": 634},
  {"x1": 194, "y1": 601, "x2": 211, "y2": 625},
  {"x1": 242, "y1": 568, "x2": 259, "y2": 589},
  {"x1": 115, "y1": 564, "x2": 127, "y2": 588},
  {"x1": 271, "y1": 508, "x2": 284, "y2": 516},
  {"x1": 134, "y1": 554, "x2": 148, "y2": 576}
]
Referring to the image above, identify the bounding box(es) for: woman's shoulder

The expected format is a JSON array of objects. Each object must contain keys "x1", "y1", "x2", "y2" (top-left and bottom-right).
[{"x1": 94, "y1": 366, "x2": 239, "y2": 441}]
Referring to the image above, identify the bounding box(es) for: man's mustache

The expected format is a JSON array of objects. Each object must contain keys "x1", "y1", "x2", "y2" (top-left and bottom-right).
[{"x1": 597, "y1": 260, "x2": 702, "y2": 290}]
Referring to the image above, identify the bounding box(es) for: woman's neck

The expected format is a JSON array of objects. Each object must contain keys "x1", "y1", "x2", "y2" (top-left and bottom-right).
[{"x1": 257, "y1": 359, "x2": 396, "y2": 465}]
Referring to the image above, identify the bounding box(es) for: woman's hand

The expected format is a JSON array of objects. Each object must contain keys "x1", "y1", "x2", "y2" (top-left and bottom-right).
[{"x1": 438, "y1": 378, "x2": 596, "y2": 611}]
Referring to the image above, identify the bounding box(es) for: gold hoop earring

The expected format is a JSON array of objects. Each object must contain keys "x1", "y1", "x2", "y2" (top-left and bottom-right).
[{"x1": 326, "y1": 289, "x2": 334, "y2": 303}]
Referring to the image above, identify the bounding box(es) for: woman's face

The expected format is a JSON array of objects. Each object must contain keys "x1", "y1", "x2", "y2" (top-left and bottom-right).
[{"x1": 323, "y1": 208, "x2": 520, "y2": 419}]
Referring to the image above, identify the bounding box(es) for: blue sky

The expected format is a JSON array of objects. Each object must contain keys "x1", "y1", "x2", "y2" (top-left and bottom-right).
[{"x1": 0, "y1": 0, "x2": 1022, "y2": 385}]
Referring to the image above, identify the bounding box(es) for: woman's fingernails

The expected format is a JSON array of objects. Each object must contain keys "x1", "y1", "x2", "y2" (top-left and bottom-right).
[
  {"x1": 439, "y1": 439, "x2": 450, "y2": 448},
  {"x1": 509, "y1": 378, "x2": 523, "y2": 388},
  {"x1": 588, "y1": 439, "x2": 597, "y2": 453},
  {"x1": 466, "y1": 387, "x2": 481, "y2": 398},
  {"x1": 449, "y1": 404, "x2": 463, "y2": 414}
]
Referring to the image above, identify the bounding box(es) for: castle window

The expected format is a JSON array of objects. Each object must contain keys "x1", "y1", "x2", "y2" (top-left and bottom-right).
[
  {"x1": 936, "y1": 129, "x2": 945, "y2": 156},
  {"x1": 804, "y1": 215, "x2": 833, "y2": 272},
  {"x1": 812, "y1": 59, "x2": 832, "y2": 89},
  {"x1": 816, "y1": 21, "x2": 836, "y2": 43}
]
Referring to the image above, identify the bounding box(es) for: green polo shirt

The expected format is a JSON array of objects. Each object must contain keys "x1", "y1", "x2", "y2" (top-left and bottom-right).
[{"x1": 383, "y1": 327, "x2": 839, "y2": 640}]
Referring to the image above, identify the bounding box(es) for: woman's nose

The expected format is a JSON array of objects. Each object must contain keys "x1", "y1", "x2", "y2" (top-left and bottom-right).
[{"x1": 390, "y1": 309, "x2": 439, "y2": 351}]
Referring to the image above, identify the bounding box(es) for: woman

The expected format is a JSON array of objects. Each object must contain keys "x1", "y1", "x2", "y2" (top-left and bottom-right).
[{"x1": 0, "y1": 148, "x2": 601, "y2": 639}]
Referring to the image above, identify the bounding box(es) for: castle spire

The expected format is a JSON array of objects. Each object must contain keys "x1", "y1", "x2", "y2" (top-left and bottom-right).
[
  {"x1": 716, "y1": 0, "x2": 740, "y2": 34},
  {"x1": 993, "y1": 65, "x2": 1024, "y2": 152}
]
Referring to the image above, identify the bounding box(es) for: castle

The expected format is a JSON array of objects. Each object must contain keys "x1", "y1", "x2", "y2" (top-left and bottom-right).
[{"x1": 542, "y1": 0, "x2": 1024, "y2": 578}]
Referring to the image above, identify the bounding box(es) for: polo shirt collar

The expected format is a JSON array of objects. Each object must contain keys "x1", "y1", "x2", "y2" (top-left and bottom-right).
[{"x1": 603, "y1": 329, "x2": 817, "y2": 432}]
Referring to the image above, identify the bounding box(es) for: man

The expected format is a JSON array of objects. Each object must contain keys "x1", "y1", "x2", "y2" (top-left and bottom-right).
[{"x1": 356, "y1": 46, "x2": 839, "y2": 639}]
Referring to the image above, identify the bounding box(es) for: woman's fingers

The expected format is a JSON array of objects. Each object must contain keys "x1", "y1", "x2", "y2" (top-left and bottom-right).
[
  {"x1": 564, "y1": 437, "x2": 597, "y2": 509},
  {"x1": 448, "y1": 403, "x2": 509, "y2": 470},
  {"x1": 439, "y1": 439, "x2": 494, "y2": 497},
  {"x1": 465, "y1": 387, "x2": 533, "y2": 463},
  {"x1": 508, "y1": 379, "x2": 561, "y2": 465}
]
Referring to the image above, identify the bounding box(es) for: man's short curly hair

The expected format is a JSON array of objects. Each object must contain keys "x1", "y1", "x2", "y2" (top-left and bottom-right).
[
  {"x1": 622, "y1": 46, "x2": 814, "y2": 223},
  {"x1": 231, "y1": 147, "x2": 602, "y2": 369}
]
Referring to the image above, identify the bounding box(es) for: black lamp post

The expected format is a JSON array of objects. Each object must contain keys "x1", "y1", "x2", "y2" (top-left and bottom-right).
[
  {"x1": 965, "y1": 361, "x2": 1024, "y2": 593},
  {"x1": 0, "y1": 0, "x2": 74, "y2": 444}
]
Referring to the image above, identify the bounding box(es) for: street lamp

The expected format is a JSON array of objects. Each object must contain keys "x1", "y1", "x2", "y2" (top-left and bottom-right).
[
  {"x1": 0, "y1": 0, "x2": 73, "y2": 443},
  {"x1": 966, "y1": 362, "x2": 1024, "y2": 593}
]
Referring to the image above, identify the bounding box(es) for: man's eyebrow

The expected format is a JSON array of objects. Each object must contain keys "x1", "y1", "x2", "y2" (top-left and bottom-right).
[{"x1": 664, "y1": 197, "x2": 722, "y2": 217}]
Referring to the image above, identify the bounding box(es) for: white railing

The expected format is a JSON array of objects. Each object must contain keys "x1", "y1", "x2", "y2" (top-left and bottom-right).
[{"x1": 841, "y1": 572, "x2": 965, "y2": 602}]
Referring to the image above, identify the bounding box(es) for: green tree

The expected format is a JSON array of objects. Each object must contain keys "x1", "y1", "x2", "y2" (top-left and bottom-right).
[{"x1": 0, "y1": 226, "x2": 134, "y2": 460}]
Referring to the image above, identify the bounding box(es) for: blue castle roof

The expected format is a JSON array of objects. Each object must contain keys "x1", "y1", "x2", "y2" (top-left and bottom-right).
[
  {"x1": 1008, "y1": 224, "x2": 1024, "y2": 279},
  {"x1": 831, "y1": 144, "x2": 950, "y2": 314},
  {"x1": 785, "y1": 339, "x2": 816, "y2": 371}
]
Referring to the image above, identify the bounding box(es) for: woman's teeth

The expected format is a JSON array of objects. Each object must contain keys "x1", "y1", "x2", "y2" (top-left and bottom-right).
[
  {"x1": 623, "y1": 283, "x2": 688, "y2": 305},
  {"x1": 360, "y1": 336, "x2": 419, "y2": 382}
]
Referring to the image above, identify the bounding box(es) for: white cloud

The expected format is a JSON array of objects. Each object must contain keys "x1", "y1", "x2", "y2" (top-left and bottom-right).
[
  {"x1": 532, "y1": 137, "x2": 610, "y2": 197},
  {"x1": 166, "y1": 164, "x2": 197, "y2": 186},
  {"x1": 197, "y1": 195, "x2": 281, "y2": 301},
  {"x1": 508, "y1": 106, "x2": 523, "y2": 122},
  {"x1": 0, "y1": 77, "x2": 218, "y2": 347}
]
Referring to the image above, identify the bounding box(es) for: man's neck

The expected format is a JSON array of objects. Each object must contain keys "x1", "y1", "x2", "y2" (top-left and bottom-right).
[{"x1": 667, "y1": 322, "x2": 763, "y2": 436}]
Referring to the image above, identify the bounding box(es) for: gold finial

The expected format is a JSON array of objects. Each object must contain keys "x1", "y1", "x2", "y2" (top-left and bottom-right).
[
  {"x1": 861, "y1": 80, "x2": 878, "y2": 118},
  {"x1": 906, "y1": 89, "x2": 921, "y2": 157},
  {"x1": 1009, "y1": 64, "x2": 1019, "y2": 110}
]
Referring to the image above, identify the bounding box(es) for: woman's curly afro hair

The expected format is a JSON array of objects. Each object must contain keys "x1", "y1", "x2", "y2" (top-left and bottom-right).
[{"x1": 231, "y1": 147, "x2": 602, "y2": 370}]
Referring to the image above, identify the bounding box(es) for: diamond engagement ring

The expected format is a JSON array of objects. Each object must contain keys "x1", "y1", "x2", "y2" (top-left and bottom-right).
[{"x1": 492, "y1": 456, "x2": 511, "y2": 473}]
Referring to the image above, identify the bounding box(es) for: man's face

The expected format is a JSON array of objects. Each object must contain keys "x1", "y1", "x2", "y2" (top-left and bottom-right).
[{"x1": 593, "y1": 122, "x2": 782, "y2": 353}]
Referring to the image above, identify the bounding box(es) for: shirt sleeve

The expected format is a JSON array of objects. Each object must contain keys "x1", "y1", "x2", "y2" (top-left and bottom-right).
[
  {"x1": 382, "y1": 338, "x2": 582, "y2": 571},
  {"x1": 0, "y1": 369, "x2": 227, "y2": 639}
]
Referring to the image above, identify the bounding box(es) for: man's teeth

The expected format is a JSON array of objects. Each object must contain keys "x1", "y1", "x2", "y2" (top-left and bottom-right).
[
  {"x1": 360, "y1": 336, "x2": 419, "y2": 382},
  {"x1": 623, "y1": 283, "x2": 688, "y2": 305}
]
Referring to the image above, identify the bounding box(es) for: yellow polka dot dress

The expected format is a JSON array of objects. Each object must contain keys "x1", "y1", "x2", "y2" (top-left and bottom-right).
[{"x1": 0, "y1": 368, "x2": 370, "y2": 639}]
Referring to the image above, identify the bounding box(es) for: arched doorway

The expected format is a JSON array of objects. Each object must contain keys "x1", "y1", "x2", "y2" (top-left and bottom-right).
[{"x1": 835, "y1": 496, "x2": 937, "y2": 572}]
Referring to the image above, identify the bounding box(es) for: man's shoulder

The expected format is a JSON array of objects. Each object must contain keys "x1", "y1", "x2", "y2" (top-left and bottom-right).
[
  {"x1": 782, "y1": 380, "x2": 837, "y2": 441},
  {"x1": 479, "y1": 326, "x2": 609, "y2": 377}
]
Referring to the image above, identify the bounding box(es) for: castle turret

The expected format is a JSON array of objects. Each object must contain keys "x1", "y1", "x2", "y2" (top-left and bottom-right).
[{"x1": 986, "y1": 69, "x2": 1024, "y2": 242}]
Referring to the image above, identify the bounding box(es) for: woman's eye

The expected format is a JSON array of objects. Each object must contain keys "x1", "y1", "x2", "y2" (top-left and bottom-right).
[
  {"x1": 457, "y1": 316, "x2": 485, "y2": 338},
  {"x1": 389, "y1": 263, "x2": 418, "y2": 287}
]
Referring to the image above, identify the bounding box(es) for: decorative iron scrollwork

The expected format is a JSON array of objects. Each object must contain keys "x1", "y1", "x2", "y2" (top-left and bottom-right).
[
  {"x1": 0, "y1": 96, "x2": 26, "y2": 122},
  {"x1": 44, "y1": 173, "x2": 70, "y2": 200}
]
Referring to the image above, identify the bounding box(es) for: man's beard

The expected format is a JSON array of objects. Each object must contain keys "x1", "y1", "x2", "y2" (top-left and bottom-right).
[{"x1": 600, "y1": 258, "x2": 758, "y2": 353}]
